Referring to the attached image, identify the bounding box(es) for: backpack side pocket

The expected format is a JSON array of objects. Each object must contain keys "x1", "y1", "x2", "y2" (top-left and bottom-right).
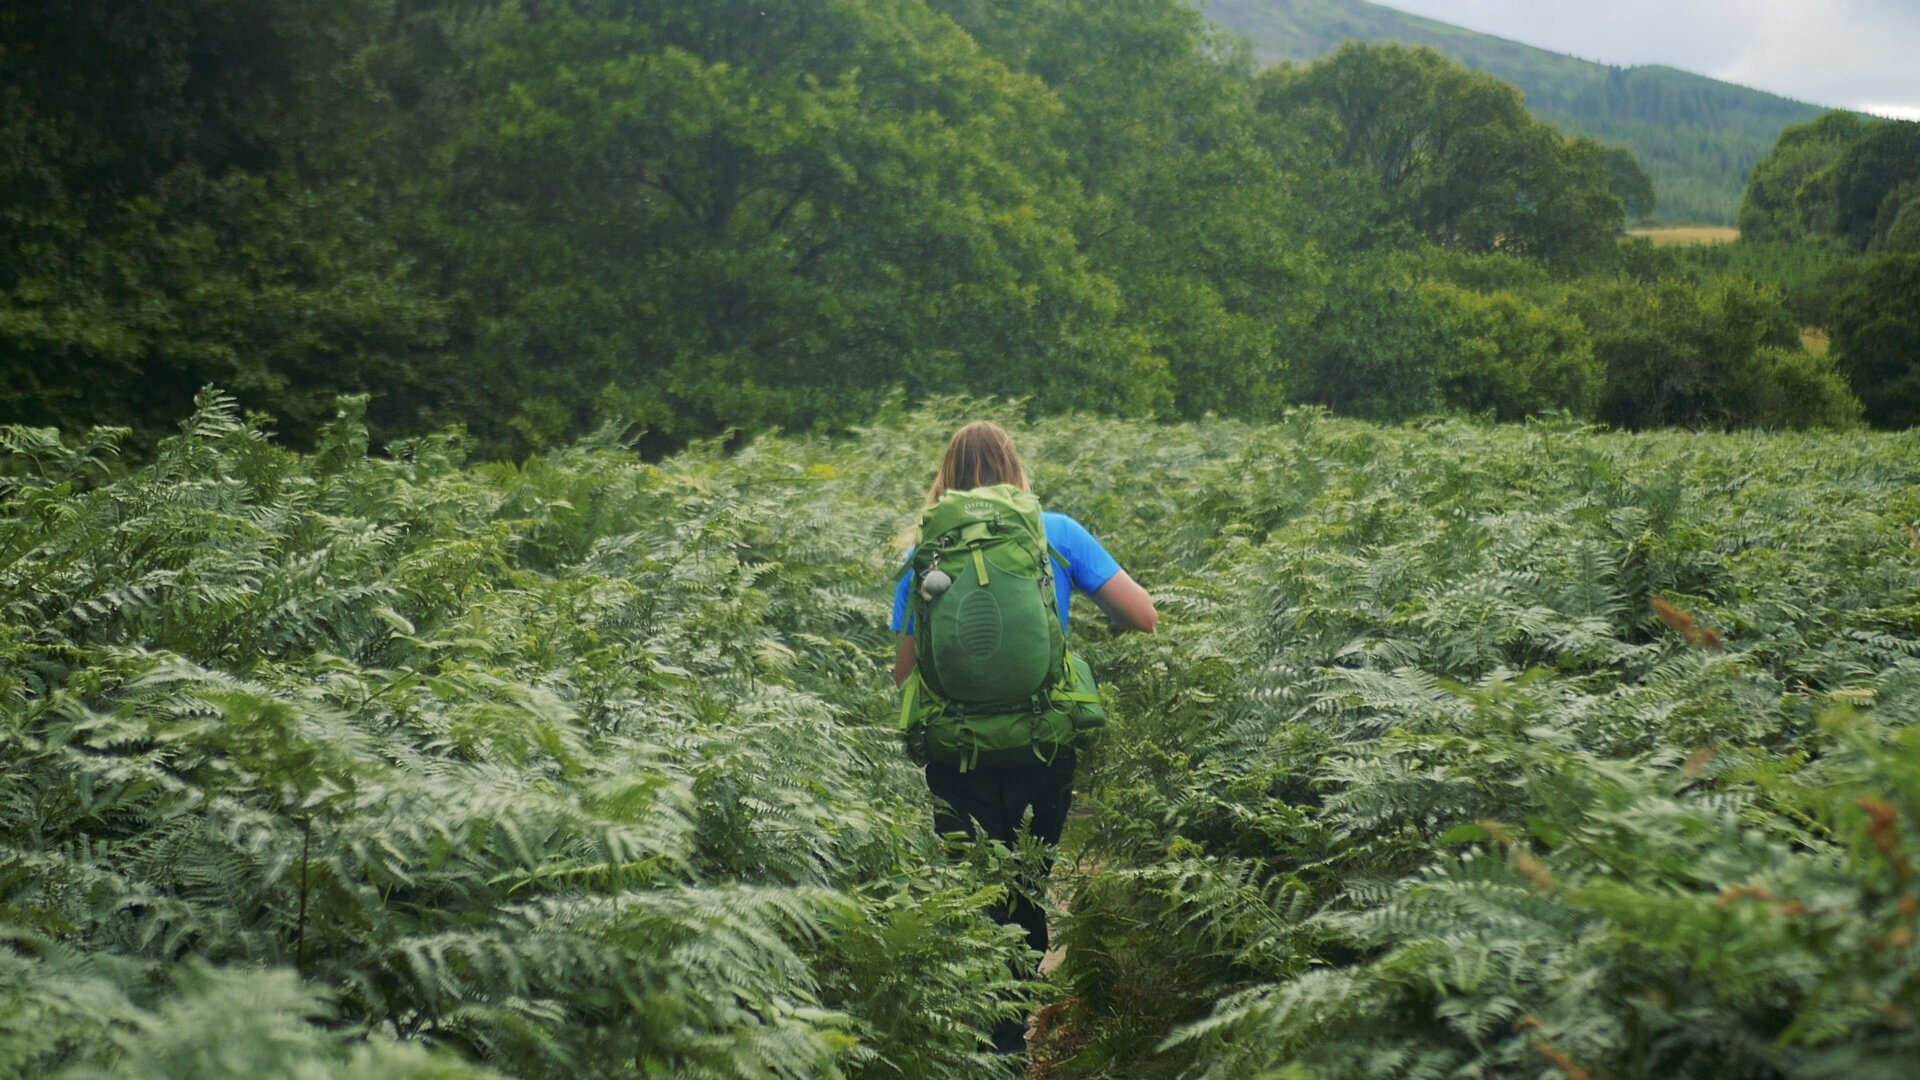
[
  {"x1": 898, "y1": 670, "x2": 941, "y2": 765},
  {"x1": 1059, "y1": 653, "x2": 1107, "y2": 743}
]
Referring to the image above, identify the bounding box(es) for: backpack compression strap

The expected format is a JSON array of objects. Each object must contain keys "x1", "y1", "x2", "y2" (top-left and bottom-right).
[{"x1": 897, "y1": 669, "x2": 923, "y2": 732}]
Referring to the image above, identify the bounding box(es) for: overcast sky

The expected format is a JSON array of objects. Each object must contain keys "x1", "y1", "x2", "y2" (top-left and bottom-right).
[{"x1": 1378, "y1": 0, "x2": 1920, "y2": 118}]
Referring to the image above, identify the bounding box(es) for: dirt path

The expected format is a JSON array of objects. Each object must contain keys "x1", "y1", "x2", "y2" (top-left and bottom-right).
[{"x1": 1027, "y1": 839, "x2": 1106, "y2": 1074}]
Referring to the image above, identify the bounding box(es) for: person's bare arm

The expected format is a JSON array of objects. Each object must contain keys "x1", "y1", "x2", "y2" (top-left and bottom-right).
[
  {"x1": 1092, "y1": 571, "x2": 1157, "y2": 634},
  {"x1": 894, "y1": 635, "x2": 917, "y2": 686}
]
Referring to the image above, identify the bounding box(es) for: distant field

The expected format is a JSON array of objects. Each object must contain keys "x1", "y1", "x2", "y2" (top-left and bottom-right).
[{"x1": 1626, "y1": 226, "x2": 1741, "y2": 246}]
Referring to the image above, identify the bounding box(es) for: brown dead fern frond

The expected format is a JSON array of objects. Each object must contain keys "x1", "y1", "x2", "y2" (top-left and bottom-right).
[
  {"x1": 1480, "y1": 820, "x2": 1556, "y2": 893},
  {"x1": 1859, "y1": 797, "x2": 1912, "y2": 879},
  {"x1": 1651, "y1": 597, "x2": 1724, "y2": 651},
  {"x1": 1517, "y1": 1016, "x2": 1593, "y2": 1080}
]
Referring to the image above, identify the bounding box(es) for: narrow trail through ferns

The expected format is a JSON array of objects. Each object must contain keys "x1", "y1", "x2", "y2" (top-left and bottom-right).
[{"x1": 2, "y1": 394, "x2": 1918, "y2": 1079}]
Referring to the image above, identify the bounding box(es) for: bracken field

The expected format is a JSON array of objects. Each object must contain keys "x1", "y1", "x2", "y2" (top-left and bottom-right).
[{"x1": 3, "y1": 394, "x2": 1919, "y2": 1079}]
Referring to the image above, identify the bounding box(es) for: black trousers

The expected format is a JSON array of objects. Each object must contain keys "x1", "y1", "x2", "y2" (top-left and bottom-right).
[{"x1": 924, "y1": 752, "x2": 1076, "y2": 955}]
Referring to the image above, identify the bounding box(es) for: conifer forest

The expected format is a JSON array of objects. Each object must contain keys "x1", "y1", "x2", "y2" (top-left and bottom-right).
[{"x1": 3, "y1": 2, "x2": 1919, "y2": 1078}]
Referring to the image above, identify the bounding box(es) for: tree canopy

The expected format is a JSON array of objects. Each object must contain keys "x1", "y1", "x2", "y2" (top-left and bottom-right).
[
  {"x1": 418, "y1": 0, "x2": 1154, "y2": 452},
  {"x1": 0, "y1": 0, "x2": 449, "y2": 444},
  {"x1": 1207, "y1": 0, "x2": 1832, "y2": 226},
  {"x1": 1, "y1": 0, "x2": 1882, "y2": 450},
  {"x1": 1257, "y1": 43, "x2": 1628, "y2": 271},
  {"x1": 1738, "y1": 110, "x2": 1920, "y2": 252},
  {"x1": 1830, "y1": 253, "x2": 1920, "y2": 427}
]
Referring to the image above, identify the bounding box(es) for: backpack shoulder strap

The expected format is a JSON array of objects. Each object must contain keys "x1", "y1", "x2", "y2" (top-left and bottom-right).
[{"x1": 1035, "y1": 511, "x2": 1070, "y2": 572}]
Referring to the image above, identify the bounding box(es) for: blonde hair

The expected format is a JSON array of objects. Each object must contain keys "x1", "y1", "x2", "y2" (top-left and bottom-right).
[
  {"x1": 924, "y1": 421, "x2": 1028, "y2": 507},
  {"x1": 895, "y1": 422, "x2": 1029, "y2": 552}
]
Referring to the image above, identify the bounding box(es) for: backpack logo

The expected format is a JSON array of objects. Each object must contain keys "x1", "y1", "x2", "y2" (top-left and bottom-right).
[{"x1": 962, "y1": 500, "x2": 994, "y2": 517}]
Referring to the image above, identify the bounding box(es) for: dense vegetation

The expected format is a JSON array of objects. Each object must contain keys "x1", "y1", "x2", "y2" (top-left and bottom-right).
[
  {"x1": 0, "y1": 394, "x2": 1039, "y2": 1079},
  {"x1": 1040, "y1": 408, "x2": 1920, "y2": 1079},
  {"x1": 4, "y1": 398, "x2": 1918, "y2": 1079},
  {"x1": 1695, "y1": 110, "x2": 1920, "y2": 427},
  {"x1": 5, "y1": 4, "x2": 1915, "y2": 1077},
  {"x1": 1204, "y1": 0, "x2": 1831, "y2": 225},
  {"x1": 6, "y1": 0, "x2": 1886, "y2": 464}
]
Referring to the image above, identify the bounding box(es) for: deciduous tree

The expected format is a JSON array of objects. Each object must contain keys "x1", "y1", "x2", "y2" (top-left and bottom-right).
[
  {"x1": 422, "y1": 0, "x2": 1146, "y2": 454},
  {"x1": 1257, "y1": 43, "x2": 1628, "y2": 271},
  {"x1": 1830, "y1": 253, "x2": 1920, "y2": 428}
]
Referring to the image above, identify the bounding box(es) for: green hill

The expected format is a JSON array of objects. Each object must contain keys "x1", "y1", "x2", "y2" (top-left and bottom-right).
[{"x1": 1204, "y1": 0, "x2": 1832, "y2": 224}]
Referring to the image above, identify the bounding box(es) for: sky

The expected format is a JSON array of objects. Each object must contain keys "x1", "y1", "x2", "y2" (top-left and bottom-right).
[{"x1": 1379, "y1": 0, "x2": 1920, "y2": 118}]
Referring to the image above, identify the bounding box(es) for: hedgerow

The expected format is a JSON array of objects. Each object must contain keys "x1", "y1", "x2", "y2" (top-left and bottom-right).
[{"x1": 3, "y1": 395, "x2": 1917, "y2": 1078}]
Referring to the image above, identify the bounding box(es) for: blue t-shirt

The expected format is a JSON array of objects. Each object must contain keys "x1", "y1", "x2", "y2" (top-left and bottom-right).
[{"x1": 891, "y1": 511, "x2": 1122, "y2": 634}]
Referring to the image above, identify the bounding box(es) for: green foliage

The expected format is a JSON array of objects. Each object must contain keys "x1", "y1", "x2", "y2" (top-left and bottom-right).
[
  {"x1": 1287, "y1": 250, "x2": 1602, "y2": 423},
  {"x1": 1830, "y1": 253, "x2": 1920, "y2": 428},
  {"x1": 1259, "y1": 43, "x2": 1626, "y2": 271},
  {"x1": 1718, "y1": 113, "x2": 1920, "y2": 430},
  {"x1": 6, "y1": 396, "x2": 1920, "y2": 1076},
  {"x1": 421, "y1": 0, "x2": 1148, "y2": 453},
  {"x1": 1739, "y1": 111, "x2": 1885, "y2": 244},
  {"x1": 932, "y1": 0, "x2": 1323, "y2": 421},
  {"x1": 1208, "y1": 0, "x2": 1831, "y2": 225},
  {"x1": 1286, "y1": 251, "x2": 1451, "y2": 421},
  {"x1": 0, "y1": 392, "x2": 1038, "y2": 1078},
  {"x1": 1003, "y1": 409, "x2": 1920, "y2": 1079},
  {"x1": 1603, "y1": 143, "x2": 1658, "y2": 221},
  {"x1": 5, "y1": 0, "x2": 1892, "y2": 455},
  {"x1": 1422, "y1": 280, "x2": 1599, "y2": 421},
  {"x1": 1576, "y1": 275, "x2": 1860, "y2": 430},
  {"x1": 1740, "y1": 111, "x2": 1920, "y2": 257},
  {"x1": 0, "y1": 0, "x2": 451, "y2": 448},
  {"x1": 1830, "y1": 121, "x2": 1920, "y2": 253},
  {"x1": 3, "y1": 0, "x2": 1160, "y2": 453},
  {"x1": 1657, "y1": 238, "x2": 1854, "y2": 327}
]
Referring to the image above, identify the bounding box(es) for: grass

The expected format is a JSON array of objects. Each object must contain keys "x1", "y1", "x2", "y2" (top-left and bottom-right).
[{"x1": 1626, "y1": 226, "x2": 1741, "y2": 246}]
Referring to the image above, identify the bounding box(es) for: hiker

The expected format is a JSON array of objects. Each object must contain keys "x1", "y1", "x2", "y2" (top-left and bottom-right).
[{"x1": 891, "y1": 420, "x2": 1156, "y2": 1056}]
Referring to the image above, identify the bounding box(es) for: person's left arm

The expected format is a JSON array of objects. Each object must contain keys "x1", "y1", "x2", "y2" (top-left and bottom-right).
[
  {"x1": 1092, "y1": 570, "x2": 1156, "y2": 633},
  {"x1": 1055, "y1": 514, "x2": 1157, "y2": 633},
  {"x1": 894, "y1": 636, "x2": 916, "y2": 685}
]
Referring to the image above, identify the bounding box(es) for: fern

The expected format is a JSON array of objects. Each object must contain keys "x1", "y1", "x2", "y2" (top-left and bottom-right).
[{"x1": 5, "y1": 397, "x2": 1919, "y2": 1078}]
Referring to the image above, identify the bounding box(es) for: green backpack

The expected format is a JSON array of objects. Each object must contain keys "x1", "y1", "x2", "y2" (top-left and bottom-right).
[{"x1": 898, "y1": 484, "x2": 1106, "y2": 771}]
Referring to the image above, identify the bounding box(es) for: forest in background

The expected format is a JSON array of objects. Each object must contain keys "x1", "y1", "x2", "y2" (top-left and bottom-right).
[
  {"x1": 3, "y1": 0, "x2": 1914, "y2": 464},
  {"x1": 1203, "y1": 0, "x2": 1832, "y2": 226}
]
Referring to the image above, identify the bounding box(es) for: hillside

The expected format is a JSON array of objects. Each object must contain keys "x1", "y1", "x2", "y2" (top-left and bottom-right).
[{"x1": 1204, "y1": 0, "x2": 1832, "y2": 224}]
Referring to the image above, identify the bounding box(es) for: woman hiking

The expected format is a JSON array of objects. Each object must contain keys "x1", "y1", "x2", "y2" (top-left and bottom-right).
[{"x1": 891, "y1": 420, "x2": 1156, "y2": 1057}]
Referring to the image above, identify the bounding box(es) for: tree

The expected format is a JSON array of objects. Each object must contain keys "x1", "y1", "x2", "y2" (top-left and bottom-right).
[
  {"x1": 1576, "y1": 276, "x2": 1859, "y2": 430},
  {"x1": 1830, "y1": 253, "x2": 1920, "y2": 428},
  {"x1": 1287, "y1": 249, "x2": 1600, "y2": 423},
  {"x1": 1602, "y1": 144, "x2": 1657, "y2": 221},
  {"x1": 1257, "y1": 43, "x2": 1628, "y2": 271},
  {"x1": 1738, "y1": 111, "x2": 1905, "y2": 247},
  {"x1": 1286, "y1": 251, "x2": 1447, "y2": 420},
  {"x1": 0, "y1": 0, "x2": 449, "y2": 448},
  {"x1": 1878, "y1": 181, "x2": 1920, "y2": 253},
  {"x1": 419, "y1": 0, "x2": 1149, "y2": 454},
  {"x1": 1830, "y1": 119, "x2": 1920, "y2": 252},
  {"x1": 1425, "y1": 281, "x2": 1600, "y2": 420},
  {"x1": 931, "y1": 0, "x2": 1326, "y2": 421}
]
